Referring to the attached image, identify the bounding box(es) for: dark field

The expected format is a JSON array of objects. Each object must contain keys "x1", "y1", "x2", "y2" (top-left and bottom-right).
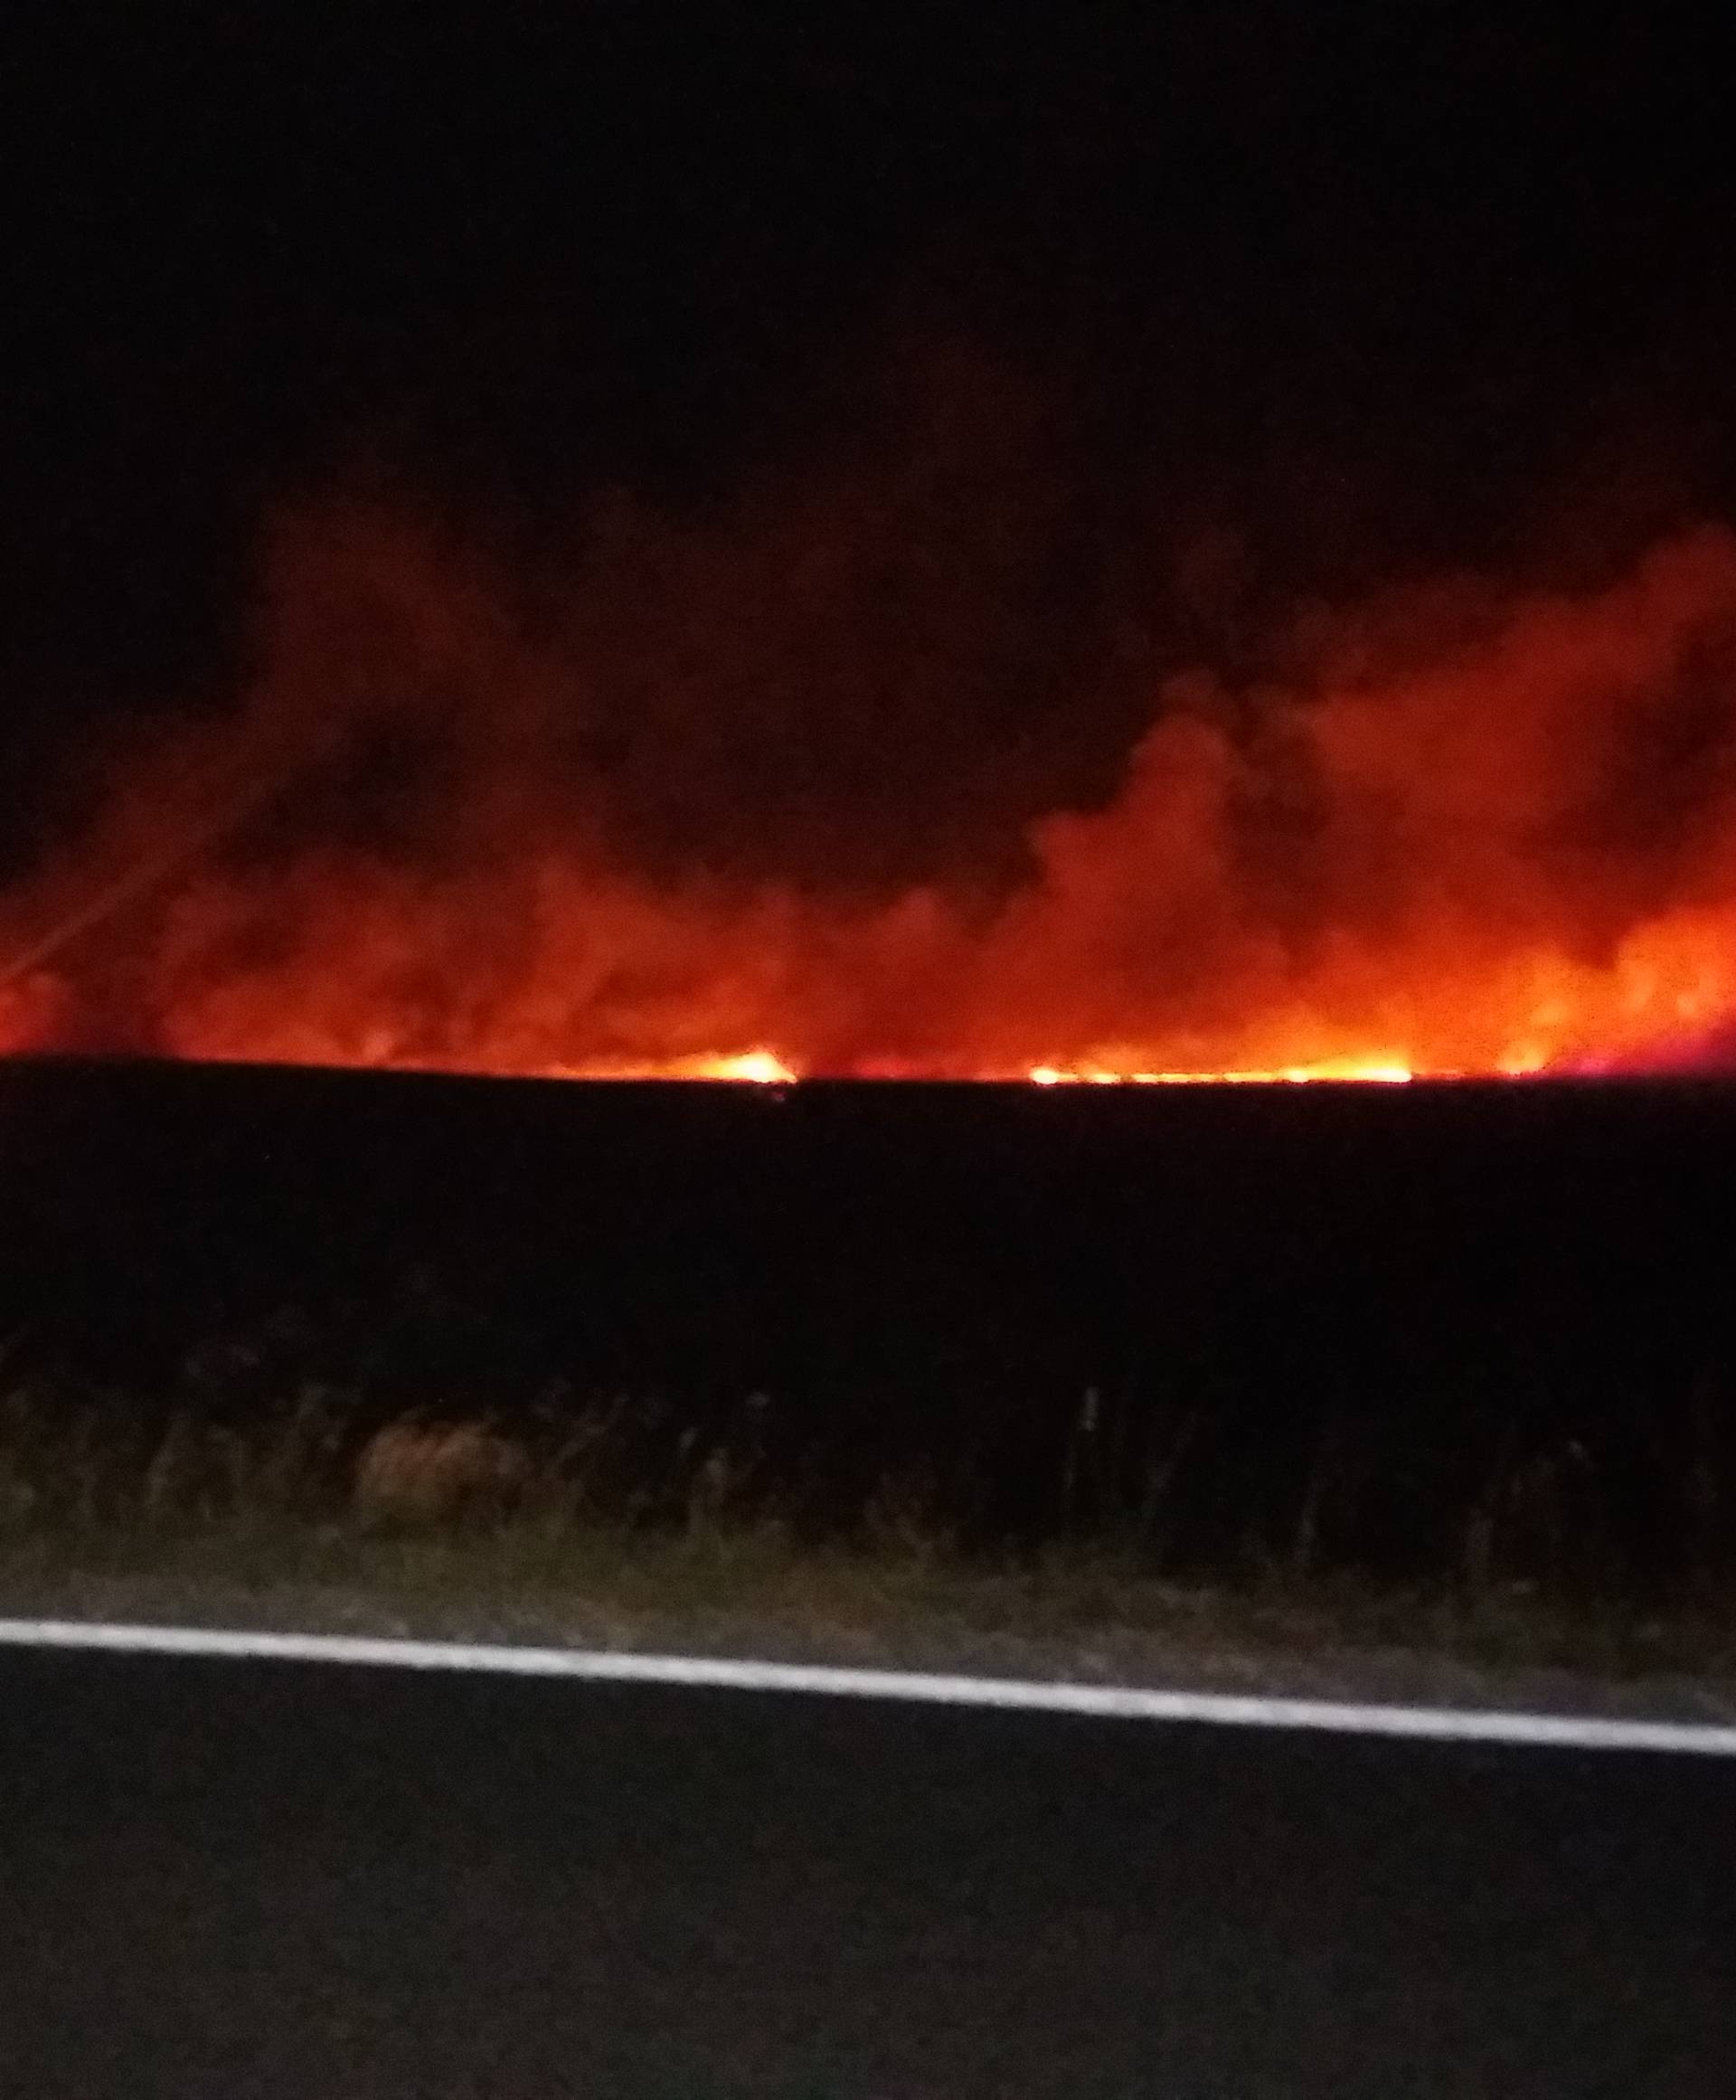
[{"x1": 3, "y1": 1057, "x2": 1735, "y2": 1603}]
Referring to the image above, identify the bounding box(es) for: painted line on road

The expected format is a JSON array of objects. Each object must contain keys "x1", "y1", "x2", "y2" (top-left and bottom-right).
[{"x1": 2, "y1": 1615, "x2": 1734, "y2": 1755}]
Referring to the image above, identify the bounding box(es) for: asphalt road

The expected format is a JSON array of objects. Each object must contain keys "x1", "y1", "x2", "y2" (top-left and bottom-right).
[{"x1": 1, "y1": 1650, "x2": 1731, "y2": 2099}]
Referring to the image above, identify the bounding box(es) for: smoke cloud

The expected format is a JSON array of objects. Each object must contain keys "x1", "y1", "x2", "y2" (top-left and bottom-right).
[{"x1": 5, "y1": 359, "x2": 1736, "y2": 1082}]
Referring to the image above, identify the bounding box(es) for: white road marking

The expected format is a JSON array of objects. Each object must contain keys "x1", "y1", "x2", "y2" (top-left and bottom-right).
[{"x1": 2, "y1": 1614, "x2": 1734, "y2": 1755}]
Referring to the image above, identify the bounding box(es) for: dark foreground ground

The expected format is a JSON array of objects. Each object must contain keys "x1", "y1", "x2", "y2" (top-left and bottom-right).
[
  {"x1": 7, "y1": 1058, "x2": 1736, "y2": 1589},
  {"x1": 1, "y1": 1648, "x2": 1731, "y2": 2098}
]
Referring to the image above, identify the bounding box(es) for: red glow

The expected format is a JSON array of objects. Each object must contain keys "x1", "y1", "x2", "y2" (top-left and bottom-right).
[{"x1": 5, "y1": 500, "x2": 1736, "y2": 1085}]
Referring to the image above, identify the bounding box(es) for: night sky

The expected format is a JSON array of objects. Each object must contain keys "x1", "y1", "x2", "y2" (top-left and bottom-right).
[{"x1": 4, "y1": 5, "x2": 1735, "y2": 881}]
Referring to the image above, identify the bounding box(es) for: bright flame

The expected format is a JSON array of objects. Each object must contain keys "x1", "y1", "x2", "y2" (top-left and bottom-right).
[
  {"x1": 1029, "y1": 1060, "x2": 1414, "y2": 1086},
  {"x1": 692, "y1": 1049, "x2": 796, "y2": 1084}
]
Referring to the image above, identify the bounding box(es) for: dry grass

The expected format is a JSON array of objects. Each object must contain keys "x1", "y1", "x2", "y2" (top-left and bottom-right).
[{"x1": 3, "y1": 1382, "x2": 1735, "y2": 1699}]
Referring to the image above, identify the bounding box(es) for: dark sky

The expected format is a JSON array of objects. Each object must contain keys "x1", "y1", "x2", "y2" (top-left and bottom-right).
[{"x1": 4, "y1": 5, "x2": 1734, "y2": 844}]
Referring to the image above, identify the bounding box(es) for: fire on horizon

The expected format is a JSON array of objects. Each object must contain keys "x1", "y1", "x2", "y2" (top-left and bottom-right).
[
  {"x1": 3, "y1": 20, "x2": 1736, "y2": 1100},
  {"x1": 5, "y1": 15, "x2": 1736, "y2": 1096},
  {"x1": 4, "y1": 500, "x2": 1736, "y2": 1091}
]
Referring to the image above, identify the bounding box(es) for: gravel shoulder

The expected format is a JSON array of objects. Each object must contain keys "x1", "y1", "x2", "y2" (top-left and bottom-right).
[{"x1": 5, "y1": 1539, "x2": 1735, "y2": 1733}]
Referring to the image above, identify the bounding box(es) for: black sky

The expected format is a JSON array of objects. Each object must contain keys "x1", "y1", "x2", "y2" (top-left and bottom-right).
[{"x1": 4, "y1": 5, "x2": 1734, "y2": 840}]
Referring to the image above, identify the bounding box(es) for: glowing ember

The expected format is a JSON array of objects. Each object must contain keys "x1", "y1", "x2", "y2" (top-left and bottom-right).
[{"x1": 5, "y1": 502, "x2": 1736, "y2": 1086}]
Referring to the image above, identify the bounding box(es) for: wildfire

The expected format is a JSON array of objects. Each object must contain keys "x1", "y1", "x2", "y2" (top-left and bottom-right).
[
  {"x1": 536, "y1": 1049, "x2": 798, "y2": 1084},
  {"x1": 1028, "y1": 1061, "x2": 1414, "y2": 1086},
  {"x1": 5, "y1": 497, "x2": 1736, "y2": 1088}
]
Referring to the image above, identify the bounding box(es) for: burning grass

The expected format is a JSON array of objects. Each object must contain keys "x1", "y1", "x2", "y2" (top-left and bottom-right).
[
  {"x1": 4, "y1": 1371, "x2": 1734, "y2": 1697},
  {"x1": 11, "y1": 498, "x2": 1736, "y2": 1085}
]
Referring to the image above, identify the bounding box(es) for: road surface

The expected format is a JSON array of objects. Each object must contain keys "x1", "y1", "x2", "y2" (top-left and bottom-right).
[{"x1": 1, "y1": 1642, "x2": 1731, "y2": 2097}]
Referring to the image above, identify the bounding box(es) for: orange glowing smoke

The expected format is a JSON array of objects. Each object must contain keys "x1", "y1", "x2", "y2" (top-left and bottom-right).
[{"x1": 5, "y1": 491, "x2": 1736, "y2": 1084}]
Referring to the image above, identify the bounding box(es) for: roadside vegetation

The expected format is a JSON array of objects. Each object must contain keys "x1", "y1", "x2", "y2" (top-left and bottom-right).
[{"x1": 4, "y1": 1339, "x2": 1735, "y2": 1696}]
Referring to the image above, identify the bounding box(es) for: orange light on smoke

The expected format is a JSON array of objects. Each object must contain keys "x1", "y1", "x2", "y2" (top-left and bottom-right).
[{"x1": 5, "y1": 506, "x2": 1736, "y2": 1087}]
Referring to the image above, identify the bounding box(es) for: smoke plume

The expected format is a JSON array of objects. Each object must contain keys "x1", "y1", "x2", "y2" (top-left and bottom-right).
[{"x1": 5, "y1": 377, "x2": 1736, "y2": 1081}]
